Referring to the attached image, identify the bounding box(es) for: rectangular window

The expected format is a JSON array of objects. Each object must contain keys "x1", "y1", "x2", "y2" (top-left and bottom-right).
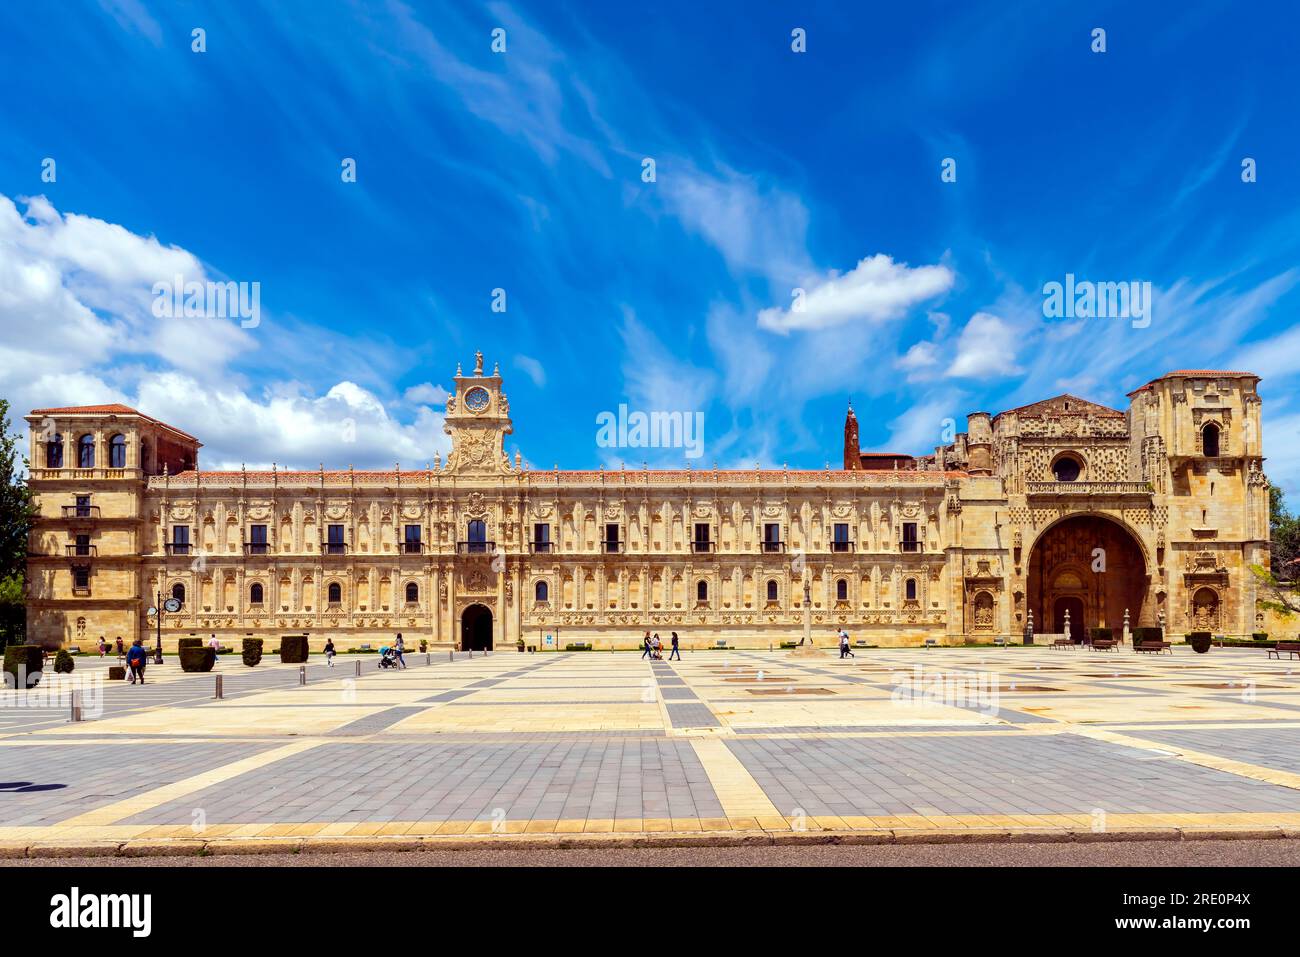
[
  {"x1": 73, "y1": 566, "x2": 90, "y2": 589},
  {"x1": 693, "y1": 523, "x2": 711, "y2": 552},
  {"x1": 763, "y1": 523, "x2": 781, "y2": 552},
  {"x1": 326, "y1": 524, "x2": 346, "y2": 554},
  {"x1": 533, "y1": 523, "x2": 551, "y2": 553},
  {"x1": 902, "y1": 522, "x2": 919, "y2": 553},
  {"x1": 73, "y1": 533, "x2": 91, "y2": 556},
  {"x1": 603, "y1": 523, "x2": 621, "y2": 553},
  {"x1": 404, "y1": 524, "x2": 422, "y2": 554},
  {"x1": 171, "y1": 525, "x2": 191, "y2": 555},
  {"x1": 832, "y1": 523, "x2": 851, "y2": 552},
  {"x1": 75, "y1": 494, "x2": 91, "y2": 518},
  {"x1": 248, "y1": 524, "x2": 268, "y2": 555},
  {"x1": 466, "y1": 520, "x2": 487, "y2": 553}
]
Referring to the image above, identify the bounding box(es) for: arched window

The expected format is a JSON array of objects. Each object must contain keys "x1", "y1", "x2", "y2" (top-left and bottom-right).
[
  {"x1": 766, "y1": 580, "x2": 778, "y2": 602},
  {"x1": 77, "y1": 434, "x2": 95, "y2": 469},
  {"x1": 905, "y1": 578, "x2": 917, "y2": 601},
  {"x1": 327, "y1": 582, "x2": 342, "y2": 604},
  {"x1": 109, "y1": 434, "x2": 127, "y2": 469},
  {"x1": 46, "y1": 434, "x2": 63, "y2": 468},
  {"x1": 249, "y1": 582, "x2": 264, "y2": 605},
  {"x1": 171, "y1": 582, "x2": 185, "y2": 604},
  {"x1": 696, "y1": 580, "x2": 709, "y2": 602},
  {"x1": 535, "y1": 580, "x2": 549, "y2": 602},
  {"x1": 1203, "y1": 423, "x2": 1220, "y2": 458},
  {"x1": 1051, "y1": 455, "x2": 1081, "y2": 482},
  {"x1": 405, "y1": 582, "x2": 419, "y2": 604},
  {"x1": 836, "y1": 578, "x2": 848, "y2": 601}
]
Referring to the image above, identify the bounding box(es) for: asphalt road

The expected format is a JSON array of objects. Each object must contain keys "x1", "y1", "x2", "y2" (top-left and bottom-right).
[{"x1": 3, "y1": 839, "x2": 1298, "y2": 867}]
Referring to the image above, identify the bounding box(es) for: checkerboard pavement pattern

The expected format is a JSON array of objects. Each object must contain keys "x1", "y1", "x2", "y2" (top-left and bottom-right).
[{"x1": 5, "y1": 644, "x2": 1300, "y2": 847}]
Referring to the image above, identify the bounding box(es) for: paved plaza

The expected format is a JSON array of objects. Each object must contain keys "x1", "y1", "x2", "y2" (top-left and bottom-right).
[{"x1": 3, "y1": 644, "x2": 1300, "y2": 855}]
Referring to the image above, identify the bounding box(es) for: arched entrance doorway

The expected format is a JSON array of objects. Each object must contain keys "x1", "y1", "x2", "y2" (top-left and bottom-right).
[
  {"x1": 461, "y1": 604, "x2": 493, "y2": 651},
  {"x1": 1028, "y1": 515, "x2": 1148, "y2": 641}
]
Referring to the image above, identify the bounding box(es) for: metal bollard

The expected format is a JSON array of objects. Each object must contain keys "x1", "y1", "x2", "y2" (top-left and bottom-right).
[
  {"x1": 214, "y1": 674, "x2": 224, "y2": 699},
  {"x1": 299, "y1": 665, "x2": 306, "y2": 686},
  {"x1": 426, "y1": 653, "x2": 431, "y2": 666},
  {"x1": 449, "y1": 649, "x2": 454, "y2": 662},
  {"x1": 70, "y1": 689, "x2": 82, "y2": 722},
  {"x1": 355, "y1": 660, "x2": 361, "y2": 678}
]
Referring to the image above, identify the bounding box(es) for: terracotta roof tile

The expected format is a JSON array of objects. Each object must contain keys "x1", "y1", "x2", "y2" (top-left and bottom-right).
[{"x1": 27, "y1": 404, "x2": 201, "y2": 443}]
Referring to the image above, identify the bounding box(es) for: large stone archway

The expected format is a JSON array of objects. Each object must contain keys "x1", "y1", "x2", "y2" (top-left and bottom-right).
[
  {"x1": 460, "y1": 603, "x2": 494, "y2": 651},
  {"x1": 1027, "y1": 515, "x2": 1150, "y2": 638}
]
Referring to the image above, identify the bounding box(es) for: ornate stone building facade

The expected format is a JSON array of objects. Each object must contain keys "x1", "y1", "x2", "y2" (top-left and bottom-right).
[{"x1": 24, "y1": 361, "x2": 1269, "y2": 650}]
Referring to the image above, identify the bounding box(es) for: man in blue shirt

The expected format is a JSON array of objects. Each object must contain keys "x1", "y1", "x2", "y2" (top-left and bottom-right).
[{"x1": 127, "y1": 638, "x2": 148, "y2": 684}]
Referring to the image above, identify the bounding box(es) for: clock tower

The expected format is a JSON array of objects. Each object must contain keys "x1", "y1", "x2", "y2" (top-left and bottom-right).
[{"x1": 443, "y1": 351, "x2": 515, "y2": 475}]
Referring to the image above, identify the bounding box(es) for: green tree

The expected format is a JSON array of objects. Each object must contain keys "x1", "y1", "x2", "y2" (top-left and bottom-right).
[
  {"x1": 1270, "y1": 485, "x2": 1300, "y2": 578},
  {"x1": 0, "y1": 400, "x2": 37, "y2": 651}
]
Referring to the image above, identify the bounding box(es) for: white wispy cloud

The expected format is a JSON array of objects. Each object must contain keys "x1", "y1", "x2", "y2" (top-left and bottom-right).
[
  {"x1": 0, "y1": 192, "x2": 448, "y2": 470},
  {"x1": 757, "y1": 254, "x2": 954, "y2": 334}
]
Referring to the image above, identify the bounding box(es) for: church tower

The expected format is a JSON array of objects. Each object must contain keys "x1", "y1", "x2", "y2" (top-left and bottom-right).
[
  {"x1": 843, "y1": 400, "x2": 861, "y2": 470},
  {"x1": 442, "y1": 351, "x2": 515, "y2": 475}
]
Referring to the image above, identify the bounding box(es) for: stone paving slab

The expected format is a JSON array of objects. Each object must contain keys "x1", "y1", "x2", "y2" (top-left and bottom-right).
[
  {"x1": 117, "y1": 739, "x2": 726, "y2": 825},
  {"x1": 4, "y1": 646, "x2": 1300, "y2": 847}
]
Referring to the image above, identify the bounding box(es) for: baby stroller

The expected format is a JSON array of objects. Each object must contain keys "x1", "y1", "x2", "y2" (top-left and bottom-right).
[{"x1": 378, "y1": 646, "x2": 400, "y2": 669}]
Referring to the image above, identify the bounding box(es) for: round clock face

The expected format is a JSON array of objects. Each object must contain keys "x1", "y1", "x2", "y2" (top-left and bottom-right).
[
  {"x1": 163, "y1": 597, "x2": 182, "y2": 613},
  {"x1": 146, "y1": 606, "x2": 159, "y2": 618},
  {"x1": 464, "y1": 387, "x2": 490, "y2": 412}
]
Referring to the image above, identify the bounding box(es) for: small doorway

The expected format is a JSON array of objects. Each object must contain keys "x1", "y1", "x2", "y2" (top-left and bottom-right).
[
  {"x1": 1053, "y1": 596, "x2": 1085, "y2": 643},
  {"x1": 461, "y1": 604, "x2": 493, "y2": 651}
]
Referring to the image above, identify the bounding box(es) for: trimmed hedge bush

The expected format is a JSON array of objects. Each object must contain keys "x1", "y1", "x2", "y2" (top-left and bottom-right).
[
  {"x1": 108, "y1": 665, "x2": 126, "y2": 681},
  {"x1": 3, "y1": 645, "x2": 43, "y2": 688},
  {"x1": 179, "y1": 646, "x2": 216, "y2": 672},
  {"x1": 1089, "y1": 627, "x2": 1114, "y2": 642},
  {"x1": 242, "y1": 637, "x2": 263, "y2": 668},
  {"x1": 178, "y1": 637, "x2": 203, "y2": 651},
  {"x1": 1252, "y1": 632, "x2": 1269, "y2": 641},
  {"x1": 53, "y1": 649, "x2": 75, "y2": 673},
  {"x1": 1187, "y1": 631, "x2": 1213, "y2": 654},
  {"x1": 1132, "y1": 627, "x2": 1164, "y2": 644},
  {"x1": 279, "y1": 634, "x2": 309, "y2": 663}
]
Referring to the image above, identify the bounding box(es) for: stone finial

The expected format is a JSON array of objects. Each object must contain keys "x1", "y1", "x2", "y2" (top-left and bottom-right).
[{"x1": 474, "y1": 351, "x2": 484, "y2": 376}]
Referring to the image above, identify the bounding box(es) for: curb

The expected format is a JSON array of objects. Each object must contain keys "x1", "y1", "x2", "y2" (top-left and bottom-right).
[{"x1": 3, "y1": 826, "x2": 1297, "y2": 859}]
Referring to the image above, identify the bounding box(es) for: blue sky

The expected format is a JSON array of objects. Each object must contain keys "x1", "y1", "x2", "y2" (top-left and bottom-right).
[{"x1": 1, "y1": 1, "x2": 1298, "y2": 492}]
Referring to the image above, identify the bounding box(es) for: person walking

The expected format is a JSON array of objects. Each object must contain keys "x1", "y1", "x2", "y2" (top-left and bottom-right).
[
  {"x1": 394, "y1": 633, "x2": 407, "y2": 669},
  {"x1": 324, "y1": 637, "x2": 336, "y2": 667},
  {"x1": 208, "y1": 633, "x2": 221, "y2": 662},
  {"x1": 641, "y1": 631, "x2": 653, "y2": 659},
  {"x1": 97, "y1": 636, "x2": 107, "y2": 657},
  {"x1": 839, "y1": 628, "x2": 855, "y2": 659},
  {"x1": 126, "y1": 638, "x2": 148, "y2": 684},
  {"x1": 669, "y1": 631, "x2": 681, "y2": 660},
  {"x1": 651, "y1": 633, "x2": 662, "y2": 659},
  {"x1": 115, "y1": 636, "x2": 125, "y2": 659}
]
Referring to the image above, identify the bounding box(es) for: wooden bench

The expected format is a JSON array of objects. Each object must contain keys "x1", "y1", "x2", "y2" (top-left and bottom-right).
[
  {"x1": 1268, "y1": 641, "x2": 1300, "y2": 660},
  {"x1": 923, "y1": 638, "x2": 938, "y2": 648},
  {"x1": 993, "y1": 636, "x2": 1007, "y2": 647},
  {"x1": 1050, "y1": 639, "x2": 1074, "y2": 650},
  {"x1": 1089, "y1": 639, "x2": 1118, "y2": 651},
  {"x1": 1134, "y1": 641, "x2": 1171, "y2": 655}
]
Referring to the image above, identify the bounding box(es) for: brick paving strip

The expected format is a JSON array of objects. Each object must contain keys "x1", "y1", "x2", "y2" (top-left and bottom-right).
[{"x1": 5, "y1": 647, "x2": 1300, "y2": 857}]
